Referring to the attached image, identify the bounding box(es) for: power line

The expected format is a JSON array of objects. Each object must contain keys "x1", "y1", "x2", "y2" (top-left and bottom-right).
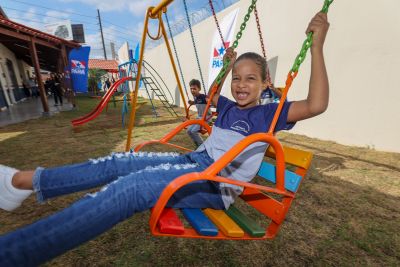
[
  {"x1": 101, "y1": 24, "x2": 139, "y2": 38},
  {"x1": 6, "y1": 0, "x2": 97, "y2": 19},
  {"x1": 102, "y1": 19, "x2": 140, "y2": 35},
  {"x1": 7, "y1": 17, "x2": 99, "y2": 33},
  {"x1": 8, "y1": 0, "x2": 139, "y2": 37},
  {"x1": 2, "y1": 6, "x2": 99, "y2": 26}
]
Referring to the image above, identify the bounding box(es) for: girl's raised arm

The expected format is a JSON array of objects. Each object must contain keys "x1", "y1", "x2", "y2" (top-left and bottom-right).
[{"x1": 288, "y1": 12, "x2": 330, "y2": 122}]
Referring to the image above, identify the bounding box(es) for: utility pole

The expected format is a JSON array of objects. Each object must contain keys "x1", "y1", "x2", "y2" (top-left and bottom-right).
[{"x1": 97, "y1": 9, "x2": 107, "y2": 60}]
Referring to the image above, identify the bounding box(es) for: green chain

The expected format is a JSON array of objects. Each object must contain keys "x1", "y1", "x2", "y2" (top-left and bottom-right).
[
  {"x1": 291, "y1": 0, "x2": 334, "y2": 73},
  {"x1": 216, "y1": 0, "x2": 257, "y2": 85}
]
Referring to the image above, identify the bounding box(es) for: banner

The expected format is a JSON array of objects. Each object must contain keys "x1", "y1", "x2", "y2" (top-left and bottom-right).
[
  {"x1": 45, "y1": 20, "x2": 73, "y2": 40},
  {"x1": 68, "y1": 46, "x2": 90, "y2": 93},
  {"x1": 207, "y1": 8, "x2": 239, "y2": 93},
  {"x1": 134, "y1": 43, "x2": 143, "y2": 88}
]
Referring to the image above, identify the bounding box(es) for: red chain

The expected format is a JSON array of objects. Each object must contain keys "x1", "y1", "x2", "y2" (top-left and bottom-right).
[
  {"x1": 209, "y1": 0, "x2": 225, "y2": 46},
  {"x1": 253, "y1": 4, "x2": 271, "y2": 84}
]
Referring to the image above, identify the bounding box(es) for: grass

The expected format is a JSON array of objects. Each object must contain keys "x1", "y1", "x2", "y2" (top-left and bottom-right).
[{"x1": 0, "y1": 96, "x2": 399, "y2": 266}]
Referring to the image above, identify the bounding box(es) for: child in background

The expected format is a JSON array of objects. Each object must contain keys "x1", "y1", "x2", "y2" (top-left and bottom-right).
[
  {"x1": 0, "y1": 12, "x2": 330, "y2": 266},
  {"x1": 260, "y1": 82, "x2": 282, "y2": 104},
  {"x1": 186, "y1": 79, "x2": 211, "y2": 147}
]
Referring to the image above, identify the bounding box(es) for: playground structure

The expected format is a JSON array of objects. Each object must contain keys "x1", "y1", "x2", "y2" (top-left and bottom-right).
[
  {"x1": 123, "y1": 0, "x2": 333, "y2": 240},
  {"x1": 71, "y1": 56, "x2": 178, "y2": 127},
  {"x1": 71, "y1": 77, "x2": 133, "y2": 126},
  {"x1": 118, "y1": 59, "x2": 178, "y2": 118}
]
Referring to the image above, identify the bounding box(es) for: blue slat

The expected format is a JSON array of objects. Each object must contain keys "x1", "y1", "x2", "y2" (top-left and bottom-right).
[
  {"x1": 181, "y1": 208, "x2": 218, "y2": 236},
  {"x1": 257, "y1": 162, "x2": 302, "y2": 192}
]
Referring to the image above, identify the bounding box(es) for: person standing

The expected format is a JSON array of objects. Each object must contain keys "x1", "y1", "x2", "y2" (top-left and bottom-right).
[{"x1": 50, "y1": 73, "x2": 63, "y2": 106}]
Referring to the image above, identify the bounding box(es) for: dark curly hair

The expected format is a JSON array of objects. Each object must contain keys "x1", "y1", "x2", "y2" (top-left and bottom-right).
[
  {"x1": 234, "y1": 52, "x2": 267, "y2": 81},
  {"x1": 189, "y1": 79, "x2": 201, "y2": 89}
]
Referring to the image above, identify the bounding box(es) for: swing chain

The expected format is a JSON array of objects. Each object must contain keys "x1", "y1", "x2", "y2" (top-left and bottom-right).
[
  {"x1": 233, "y1": 0, "x2": 257, "y2": 48},
  {"x1": 209, "y1": 0, "x2": 225, "y2": 46},
  {"x1": 164, "y1": 12, "x2": 189, "y2": 99},
  {"x1": 291, "y1": 0, "x2": 334, "y2": 73},
  {"x1": 253, "y1": 2, "x2": 272, "y2": 84},
  {"x1": 253, "y1": 4, "x2": 266, "y2": 59},
  {"x1": 216, "y1": 0, "x2": 257, "y2": 85},
  {"x1": 183, "y1": 0, "x2": 207, "y2": 94},
  {"x1": 322, "y1": 0, "x2": 334, "y2": 13}
]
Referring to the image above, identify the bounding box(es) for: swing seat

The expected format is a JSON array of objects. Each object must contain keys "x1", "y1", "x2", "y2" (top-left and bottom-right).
[{"x1": 136, "y1": 132, "x2": 312, "y2": 240}]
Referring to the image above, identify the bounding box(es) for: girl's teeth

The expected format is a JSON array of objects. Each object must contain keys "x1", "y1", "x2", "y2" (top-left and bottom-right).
[{"x1": 238, "y1": 93, "x2": 247, "y2": 99}]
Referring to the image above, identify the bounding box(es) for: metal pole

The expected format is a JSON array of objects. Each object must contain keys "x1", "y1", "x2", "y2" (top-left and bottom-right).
[
  {"x1": 150, "y1": 0, "x2": 174, "y2": 16},
  {"x1": 125, "y1": 9, "x2": 150, "y2": 151},
  {"x1": 97, "y1": 9, "x2": 107, "y2": 60},
  {"x1": 29, "y1": 37, "x2": 49, "y2": 114},
  {"x1": 159, "y1": 17, "x2": 189, "y2": 117}
]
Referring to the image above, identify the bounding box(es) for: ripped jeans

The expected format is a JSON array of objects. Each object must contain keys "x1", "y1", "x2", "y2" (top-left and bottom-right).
[{"x1": 0, "y1": 150, "x2": 224, "y2": 266}]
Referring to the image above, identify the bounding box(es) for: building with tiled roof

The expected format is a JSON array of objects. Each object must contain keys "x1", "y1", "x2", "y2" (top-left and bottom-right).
[{"x1": 88, "y1": 59, "x2": 118, "y2": 73}]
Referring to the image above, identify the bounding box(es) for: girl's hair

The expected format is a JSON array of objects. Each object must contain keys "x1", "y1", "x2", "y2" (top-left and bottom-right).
[{"x1": 234, "y1": 52, "x2": 267, "y2": 81}]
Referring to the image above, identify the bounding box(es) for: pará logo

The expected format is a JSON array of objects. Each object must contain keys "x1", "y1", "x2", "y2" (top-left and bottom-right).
[{"x1": 211, "y1": 41, "x2": 230, "y2": 69}]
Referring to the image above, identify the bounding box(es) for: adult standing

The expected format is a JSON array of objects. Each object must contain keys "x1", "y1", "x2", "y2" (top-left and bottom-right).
[{"x1": 50, "y1": 73, "x2": 63, "y2": 106}]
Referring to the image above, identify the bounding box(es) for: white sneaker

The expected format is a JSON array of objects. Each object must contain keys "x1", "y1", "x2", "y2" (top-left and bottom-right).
[{"x1": 0, "y1": 165, "x2": 32, "y2": 211}]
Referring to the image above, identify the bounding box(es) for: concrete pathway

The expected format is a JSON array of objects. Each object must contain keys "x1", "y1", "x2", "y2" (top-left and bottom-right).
[{"x1": 0, "y1": 97, "x2": 74, "y2": 128}]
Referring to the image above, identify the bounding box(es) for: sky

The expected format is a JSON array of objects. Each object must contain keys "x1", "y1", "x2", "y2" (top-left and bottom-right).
[{"x1": 2, "y1": 0, "x2": 237, "y2": 59}]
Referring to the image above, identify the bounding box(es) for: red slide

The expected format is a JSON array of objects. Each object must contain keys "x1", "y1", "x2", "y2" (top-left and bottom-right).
[{"x1": 71, "y1": 77, "x2": 132, "y2": 126}]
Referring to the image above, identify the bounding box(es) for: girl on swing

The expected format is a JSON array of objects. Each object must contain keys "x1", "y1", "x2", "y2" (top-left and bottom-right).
[{"x1": 0, "y1": 12, "x2": 329, "y2": 265}]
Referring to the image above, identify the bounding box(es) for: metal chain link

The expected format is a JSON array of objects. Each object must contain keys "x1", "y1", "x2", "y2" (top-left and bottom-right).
[
  {"x1": 253, "y1": 3, "x2": 272, "y2": 84},
  {"x1": 216, "y1": 0, "x2": 257, "y2": 84},
  {"x1": 209, "y1": 0, "x2": 225, "y2": 46},
  {"x1": 183, "y1": 0, "x2": 207, "y2": 94},
  {"x1": 322, "y1": 0, "x2": 334, "y2": 13},
  {"x1": 254, "y1": 4, "x2": 266, "y2": 59},
  {"x1": 164, "y1": 12, "x2": 189, "y2": 99},
  {"x1": 291, "y1": 0, "x2": 334, "y2": 73}
]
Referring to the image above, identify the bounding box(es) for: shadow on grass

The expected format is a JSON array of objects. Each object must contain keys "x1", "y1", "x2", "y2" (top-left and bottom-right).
[{"x1": 281, "y1": 137, "x2": 400, "y2": 173}]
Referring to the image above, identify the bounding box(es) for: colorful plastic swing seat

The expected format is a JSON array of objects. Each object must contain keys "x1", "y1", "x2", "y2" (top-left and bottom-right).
[{"x1": 142, "y1": 141, "x2": 313, "y2": 240}]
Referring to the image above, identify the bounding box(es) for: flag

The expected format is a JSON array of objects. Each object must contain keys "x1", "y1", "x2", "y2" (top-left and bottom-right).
[
  {"x1": 207, "y1": 8, "x2": 239, "y2": 94},
  {"x1": 68, "y1": 46, "x2": 90, "y2": 93}
]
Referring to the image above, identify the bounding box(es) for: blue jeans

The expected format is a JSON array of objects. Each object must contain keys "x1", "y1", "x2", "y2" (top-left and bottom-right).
[
  {"x1": 187, "y1": 124, "x2": 204, "y2": 146},
  {"x1": 0, "y1": 151, "x2": 224, "y2": 266}
]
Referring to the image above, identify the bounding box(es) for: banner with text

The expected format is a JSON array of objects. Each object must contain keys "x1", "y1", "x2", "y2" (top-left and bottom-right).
[
  {"x1": 207, "y1": 8, "x2": 239, "y2": 93},
  {"x1": 68, "y1": 46, "x2": 90, "y2": 93}
]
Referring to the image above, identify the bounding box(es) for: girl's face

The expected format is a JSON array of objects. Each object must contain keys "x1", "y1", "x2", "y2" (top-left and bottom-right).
[{"x1": 231, "y1": 59, "x2": 267, "y2": 109}]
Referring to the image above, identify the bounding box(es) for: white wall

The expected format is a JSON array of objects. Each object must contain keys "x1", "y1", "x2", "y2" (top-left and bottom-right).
[
  {"x1": 0, "y1": 43, "x2": 23, "y2": 87},
  {"x1": 141, "y1": 0, "x2": 400, "y2": 153},
  {"x1": 0, "y1": 43, "x2": 26, "y2": 105}
]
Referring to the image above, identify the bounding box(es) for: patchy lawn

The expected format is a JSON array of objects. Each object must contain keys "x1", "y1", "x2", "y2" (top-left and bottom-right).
[{"x1": 0, "y1": 96, "x2": 399, "y2": 266}]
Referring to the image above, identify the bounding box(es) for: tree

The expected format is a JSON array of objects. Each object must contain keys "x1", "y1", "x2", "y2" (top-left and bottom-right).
[{"x1": 88, "y1": 68, "x2": 107, "y2": 95}]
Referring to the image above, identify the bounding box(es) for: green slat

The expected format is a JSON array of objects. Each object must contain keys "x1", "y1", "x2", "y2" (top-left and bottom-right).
[{"x1": 226, "y1": 206, "x2": 265, "y2": 237}]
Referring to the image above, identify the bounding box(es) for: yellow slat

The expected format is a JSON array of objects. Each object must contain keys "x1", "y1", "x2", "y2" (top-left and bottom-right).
[
  {"x1": 266, "y1": 145, "x2": 313, "y2": 170},
  {"x1": 203, "y1": 209, "x2": 244, "y2": 237}
]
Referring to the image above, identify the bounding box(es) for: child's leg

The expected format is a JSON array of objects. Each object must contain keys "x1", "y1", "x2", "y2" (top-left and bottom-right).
[
  {"x1": 0, "y1": 161, "x2": 223, "y2": 266},
  {"x1": 186, "y1": 124, "x2": 203, "y2": 146},
  {"x1": 34, "y1": 151, "x2": 193, "y2": 202}
]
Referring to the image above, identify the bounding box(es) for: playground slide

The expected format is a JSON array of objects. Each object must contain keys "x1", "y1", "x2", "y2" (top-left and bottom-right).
[{"x1": 71, "y1": 77, "x2": 132, "y2": 126}]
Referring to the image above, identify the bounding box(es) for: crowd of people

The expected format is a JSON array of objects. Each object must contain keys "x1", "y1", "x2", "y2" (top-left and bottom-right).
[{"x1": 22, "y1": 72, "x2": 76, "y2": 108}]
